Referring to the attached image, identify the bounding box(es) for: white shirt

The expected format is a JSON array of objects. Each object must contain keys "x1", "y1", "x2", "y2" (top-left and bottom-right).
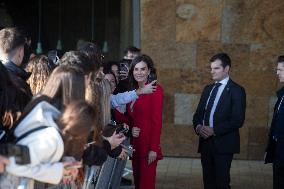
[{"x1": 209, "y1": 77, "x2": 229, "y2": 127}]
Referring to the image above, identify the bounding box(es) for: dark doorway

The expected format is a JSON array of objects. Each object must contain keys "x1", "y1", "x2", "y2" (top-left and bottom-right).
[{"x1": 0, "y1": 0, "x2": 129, "y2": 60}]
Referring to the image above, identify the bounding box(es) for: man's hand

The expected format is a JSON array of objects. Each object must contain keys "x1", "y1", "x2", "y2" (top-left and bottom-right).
[
  {"x1": 148, "y1": 151, "x2": 157, "y2": 165},
  {"x1": 195, "y1": 124, "x2": 203, "y2": 134},
  {"x1": 136, "y1": 80, "x2": 157, "y2": 96},
  {"x1": 199, "y1": 126, "x2": 215, "y2": 139},
  {"x1": 118, "y1": 148, "x2": 128, "y2": 160}
]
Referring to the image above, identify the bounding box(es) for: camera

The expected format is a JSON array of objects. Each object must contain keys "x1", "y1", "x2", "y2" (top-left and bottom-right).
[
  {"x1": 102, "y1": 123, "x2": 128, "y2": 137},
  {"x1": 0, "y1": 143, "x2": 31, "y2": 165},
  {"x1": 115, "y1": 124, "x2": 129, "y2": 135},
  {"x1": 122, "y1": 145, "x2": 134, "y2": 157}
]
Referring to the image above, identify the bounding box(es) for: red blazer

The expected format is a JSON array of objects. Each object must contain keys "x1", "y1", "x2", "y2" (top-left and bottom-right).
[{"x1": 114, "y1": 84, "x2": 164, "y2": 159}]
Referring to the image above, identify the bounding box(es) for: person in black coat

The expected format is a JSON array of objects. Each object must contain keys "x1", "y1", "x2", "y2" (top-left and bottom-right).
[
  {"x1": 193, "y1": 53, "x2": 246, "y2": 189},
  {"x1": 265, "y1": 55, "x2": 284, "y2": 189},
  {"x1": 0, "y1": 27, "x2": 32, "y2": 98}
]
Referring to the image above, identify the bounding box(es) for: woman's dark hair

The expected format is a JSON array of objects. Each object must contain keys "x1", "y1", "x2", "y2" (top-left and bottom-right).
[
  {"x1": 60, "y1": 51, "x2": 95, "y2": 75},
  {"x1": 0, "y1": 62, "x2": 30, "y2": 128},
  {"x1": 59, "y1": 100, "x2": 97, "y2": 159},
  {"x1": 128, "y1": 54, "x2": 156, "y2": 89},
  {"x1": 105, "y1": 61, "x2": 118, "y2": 71},
  {"x1": 77, "y1": 41, "x2": 102, "y2": 72},
  {"x1": 26, "y1": 55, "x2": 54, "y2": 95}
]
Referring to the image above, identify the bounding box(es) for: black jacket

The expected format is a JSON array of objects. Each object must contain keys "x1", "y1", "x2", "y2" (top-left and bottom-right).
[
  {"x1": 265, "y1": 87, "x2": 284, "y2": 166},
  {"x1": 193, "y1": 79, "x2": 246, "y2": 154},
  {"x1": 3, "y1": 60, "x2": 32, "y2": 98}
]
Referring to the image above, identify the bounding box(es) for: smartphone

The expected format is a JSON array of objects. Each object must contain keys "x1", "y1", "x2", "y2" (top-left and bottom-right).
[
  {"x1": 148, "y1": 72, "x2": 157, "y2": 86},
  {"x1": 48, "y1": 50, "x2": 59, "y2": 65},
  {"x1": 0, "y1": 143, "x2": 30, "y2": 165},
  {"x1": 119, "y1": 62, "x2": 129, "y2": 73}
]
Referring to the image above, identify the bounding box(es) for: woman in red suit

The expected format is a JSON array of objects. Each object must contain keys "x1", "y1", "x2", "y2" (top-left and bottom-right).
[{"x1": 126, "y1": 54, "x2": 163, "y2": 189}]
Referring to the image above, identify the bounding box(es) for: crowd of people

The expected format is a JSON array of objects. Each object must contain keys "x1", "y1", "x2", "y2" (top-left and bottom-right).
[
  {"x1": 0, "y1": 27, "x2": 163, "y2": 189},
  {"x1": 0, "y1": 26, "x2": 284, "y2": 189}
]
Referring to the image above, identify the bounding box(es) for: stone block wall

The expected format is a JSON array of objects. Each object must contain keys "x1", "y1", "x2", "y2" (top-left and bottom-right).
[{"x1": 140, "y1": 0, "x2": 284, "y2": 159}]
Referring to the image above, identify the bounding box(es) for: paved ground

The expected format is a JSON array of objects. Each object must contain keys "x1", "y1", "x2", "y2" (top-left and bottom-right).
[{"x1": 121, "y1": 157, "x2": 273, "y2": 189}]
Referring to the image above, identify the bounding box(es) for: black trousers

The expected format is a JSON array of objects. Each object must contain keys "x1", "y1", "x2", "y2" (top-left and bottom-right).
[
  {"x1": 273, "y1": 163, "x2": 284, "y2": 189},
  {"x1": 200, "y1": 138, "x2": 233, "y2": 189}
]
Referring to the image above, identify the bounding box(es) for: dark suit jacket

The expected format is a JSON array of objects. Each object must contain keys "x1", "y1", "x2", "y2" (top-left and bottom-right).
[
  {"x1": 193, "y1": 79, "x2": 246, "y2": 154},
  {"x1": 265, "y1": 87, "x2": 284, "y2": 166}
]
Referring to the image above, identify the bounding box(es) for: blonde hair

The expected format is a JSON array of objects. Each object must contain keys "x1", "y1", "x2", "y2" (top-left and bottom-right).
[
  {"x1": 85, "y1": 74, "x2": 112, "y2": 143},
  {"x1": 98, "y1": 79, "x2": 112, "y2": 127},
  {"x1": 26, "y1": 55, "x2": 53, "y2": 95}
]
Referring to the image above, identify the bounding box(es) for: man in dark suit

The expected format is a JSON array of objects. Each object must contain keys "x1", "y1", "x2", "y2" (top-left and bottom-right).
[
  {"x1": 265, "y1": 55, "x2": 284, "y2": 189},
  {"x1": 193, "y1": 53, "x2": 246, "y2": 189}
]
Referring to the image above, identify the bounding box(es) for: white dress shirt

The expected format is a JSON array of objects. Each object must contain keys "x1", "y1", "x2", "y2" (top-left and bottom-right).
[{"x1": 209, "y1": 77, "x2": 229, "y2": 127}]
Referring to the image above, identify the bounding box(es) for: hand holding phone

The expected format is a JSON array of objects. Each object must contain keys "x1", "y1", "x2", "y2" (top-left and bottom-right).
[
  {"x1": 119, "y1": 61, "x2": 130, "y2": 80},
  {"x1": 120, "y1": 144, "x2": 135, "y2": 157},
  {"x1": 148, "y1": 72, "x2": 157, "y2": 85}
]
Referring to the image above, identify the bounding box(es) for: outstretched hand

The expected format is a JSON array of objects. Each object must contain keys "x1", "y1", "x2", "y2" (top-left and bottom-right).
[{"x1": 136, "y1": 80, "x2": 157, "y2": 95}]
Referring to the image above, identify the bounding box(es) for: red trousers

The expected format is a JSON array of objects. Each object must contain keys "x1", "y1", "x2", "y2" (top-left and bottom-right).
[{"x1": 132, "y1": 157, "x2": 158, "y2": 189}]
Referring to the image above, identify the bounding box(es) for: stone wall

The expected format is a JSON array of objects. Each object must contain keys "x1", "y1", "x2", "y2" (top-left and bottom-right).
[{"x1": 140, "y1": 0, "x2": 284, "y2": 159}]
